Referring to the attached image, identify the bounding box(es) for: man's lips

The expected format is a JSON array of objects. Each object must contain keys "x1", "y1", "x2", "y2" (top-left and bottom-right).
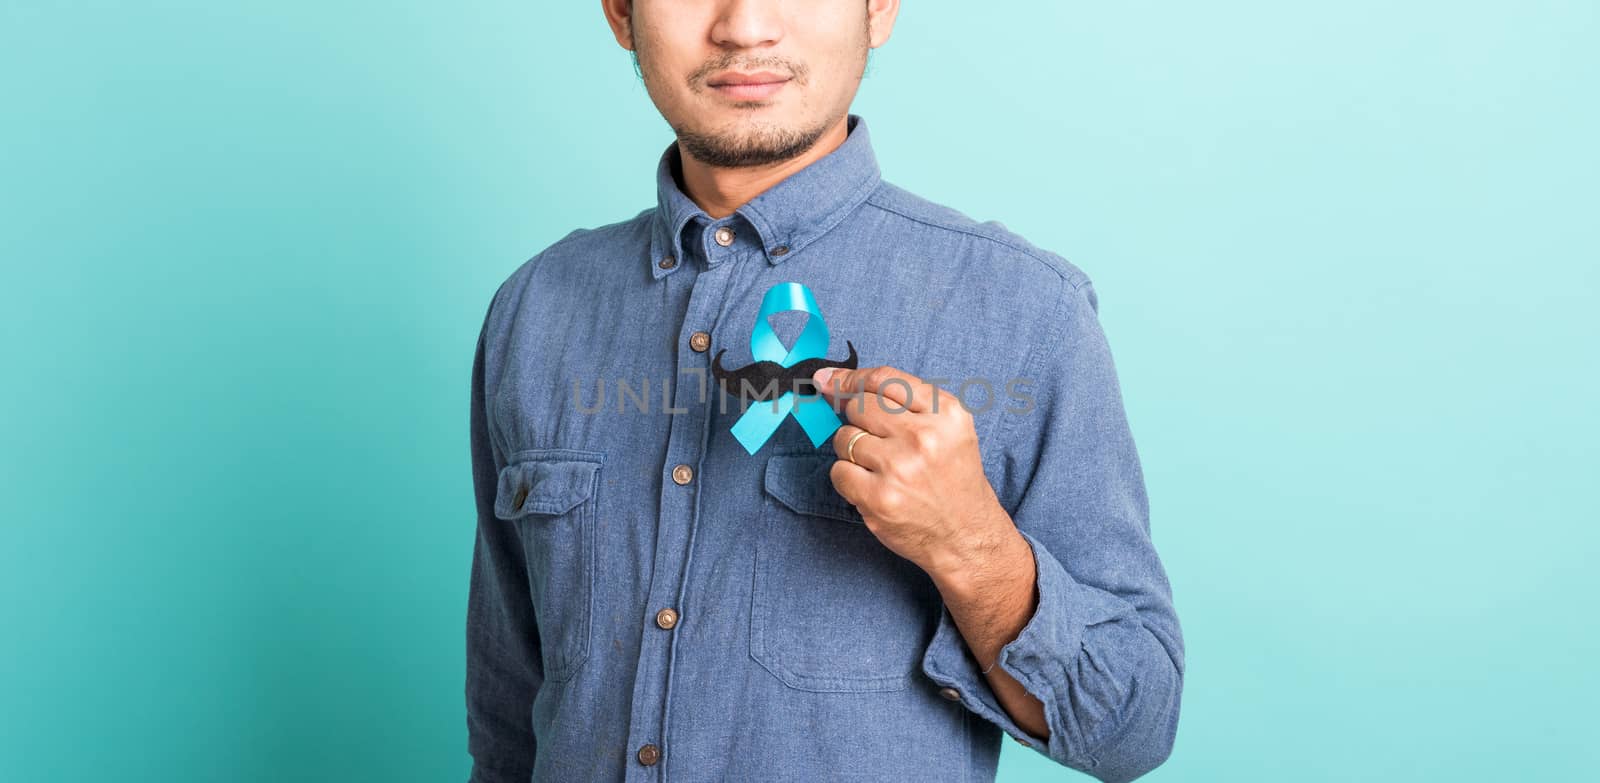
[{"x1": 707, "y1": 70, "x2": 791, "y2": 100}]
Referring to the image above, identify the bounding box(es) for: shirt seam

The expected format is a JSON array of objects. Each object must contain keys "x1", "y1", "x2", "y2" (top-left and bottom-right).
[
  {"x1": 861, "y1": 195, "x2": 1091, "y2": 291},
  {"x1": 483, "y1": 237, "x2": 575, "y2": 468},
  {"x1": 986, "y1": 273, "x2": 1074, "y2": 484}
]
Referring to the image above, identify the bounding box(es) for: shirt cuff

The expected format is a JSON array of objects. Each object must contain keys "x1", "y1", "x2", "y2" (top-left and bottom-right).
[{"x1": 919, "y1": 527, "x2": 1131, "y2": 768}]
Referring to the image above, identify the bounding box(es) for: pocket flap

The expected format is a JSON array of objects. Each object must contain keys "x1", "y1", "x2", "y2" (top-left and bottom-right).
[
  {"x1": 762, "y1": 452, "x2": 865, "y2": 524},
  {"x1": 494, "y1": 453, "x2": 602, "y2": 519}
]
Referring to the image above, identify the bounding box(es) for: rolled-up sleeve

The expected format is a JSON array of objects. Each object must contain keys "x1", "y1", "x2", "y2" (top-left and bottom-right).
[
  {"x1": 465, "y1": 295, "x2": 544, "y2": 782},
  {"x1": 921, "y1": 275, "x2": 1184, "y2": 782}
]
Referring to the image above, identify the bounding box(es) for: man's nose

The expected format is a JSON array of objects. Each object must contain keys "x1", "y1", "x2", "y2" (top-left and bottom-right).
[{"x1": 710, "y1": 0, "x2": 785, "y2": 50}]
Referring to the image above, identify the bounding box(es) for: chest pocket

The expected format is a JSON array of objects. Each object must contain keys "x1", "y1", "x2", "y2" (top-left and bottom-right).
[
  {"x1": 750, "y1": 450, "x2": 941, "y2": 692},
  {"x1": 492, "y1": 448, "x2": 603, "y2": 683}
]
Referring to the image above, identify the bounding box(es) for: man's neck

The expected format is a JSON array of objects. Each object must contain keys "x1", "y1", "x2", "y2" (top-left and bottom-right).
[{"x1": 676, "y1": 115, "x2": 850, "y2": 220}]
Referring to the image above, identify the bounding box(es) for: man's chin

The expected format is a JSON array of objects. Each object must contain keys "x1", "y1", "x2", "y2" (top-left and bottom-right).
[{"x1": 670, "y1": 105, "x2": 834, "y2": 168}]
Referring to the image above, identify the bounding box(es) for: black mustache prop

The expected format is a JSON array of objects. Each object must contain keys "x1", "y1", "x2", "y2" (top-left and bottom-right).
[{"x1": 711, "y1": 340, "x2": 858, "y2": 401}]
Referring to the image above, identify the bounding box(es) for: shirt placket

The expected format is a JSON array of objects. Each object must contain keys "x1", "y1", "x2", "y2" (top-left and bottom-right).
[{"x1": 622, "y1": 216, "x2": 747, "y2": 781}]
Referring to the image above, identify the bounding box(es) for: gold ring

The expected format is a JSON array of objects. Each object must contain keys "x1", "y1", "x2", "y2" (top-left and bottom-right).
[{"x1": 845, "y1": 430, "x2": 869, "y2": 465}]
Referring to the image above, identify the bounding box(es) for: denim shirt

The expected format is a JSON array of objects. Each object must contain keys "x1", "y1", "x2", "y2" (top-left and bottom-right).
[{"x1": 466, "y1": 114, "x2": 1183, "y2": 783}]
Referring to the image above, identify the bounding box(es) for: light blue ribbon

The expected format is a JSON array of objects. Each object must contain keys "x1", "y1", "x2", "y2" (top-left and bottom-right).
[{"x1": 728, "y1": 281, "x2": 844, "y2": 455}]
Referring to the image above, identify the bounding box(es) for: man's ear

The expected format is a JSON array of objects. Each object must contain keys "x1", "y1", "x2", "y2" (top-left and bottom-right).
[
  {"x1": 867, "y1": 0, "x2": 900, "y2": 49},
  {"x1": 601, "y1": 0, "x2": 636, "y2": 51}
]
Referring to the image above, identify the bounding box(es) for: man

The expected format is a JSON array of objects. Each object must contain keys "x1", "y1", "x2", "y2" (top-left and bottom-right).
[{"x1": 466, "y1": 1, "x2": 1183, "y2": 781}]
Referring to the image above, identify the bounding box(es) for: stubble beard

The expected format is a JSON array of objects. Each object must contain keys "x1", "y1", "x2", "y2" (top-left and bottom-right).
[
  {"x1": 632, "y1": 24, "x2": 869, "y2": 169},
  {"x1": 673, "y1": 115, "x2": 833, "y2": 169}
]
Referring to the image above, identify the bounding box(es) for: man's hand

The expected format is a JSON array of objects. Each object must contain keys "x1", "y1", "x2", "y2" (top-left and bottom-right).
[
  {"x1": 810, "y1": 365, "x2": 1014, "y2": 582},
  {"x1": 811, "y1": 364, "x2": 1051, "y2": 742}
]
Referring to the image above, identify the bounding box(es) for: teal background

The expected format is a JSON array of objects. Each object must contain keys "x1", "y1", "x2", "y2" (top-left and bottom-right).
[{"x1": 3, "y1": 1, "x2": 1596, "y2": 780}]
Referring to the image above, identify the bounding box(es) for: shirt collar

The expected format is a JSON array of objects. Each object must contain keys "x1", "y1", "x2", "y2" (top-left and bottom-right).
[{"x1": 648, "y1": 113, "x2": 882, "y2": 280}]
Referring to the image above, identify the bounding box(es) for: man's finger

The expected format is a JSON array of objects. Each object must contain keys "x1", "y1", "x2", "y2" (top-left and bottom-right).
[{"x1": 814, "y1": 365, "x2": 942, "y2": 414}]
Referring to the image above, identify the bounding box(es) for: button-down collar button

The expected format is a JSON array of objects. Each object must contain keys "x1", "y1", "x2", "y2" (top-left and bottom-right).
[
  {"x1": 938, "y1": 686, "x2": 961, "y2": 701},
  {"x1": 671, "y1": 464, "x2": 694, "y2": 485},
  {"x1": 655, "y1": 607, "x2": 679, "y2": 630},
  {"x1": 637, "y1": 743, "x2": 661, "y2": 766},
  {"x1": 1012, "y1": 735, "x2": 1032, "y2": 747},
  {"x1": 689, "y1": 331, "x2": 711, "y2": 352},
  {"x1": 511, "y1": 485, "x2": 528, "y2": 510},
  {"x1": 714, "y1": 226, "x2": 735, "y2": 247},
  {"x1": 658, "y1": 255, "x2": 676, "y2": 269},
  {"x1": 770, "y1": 245, "x2": 789, "y2": 256}
]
